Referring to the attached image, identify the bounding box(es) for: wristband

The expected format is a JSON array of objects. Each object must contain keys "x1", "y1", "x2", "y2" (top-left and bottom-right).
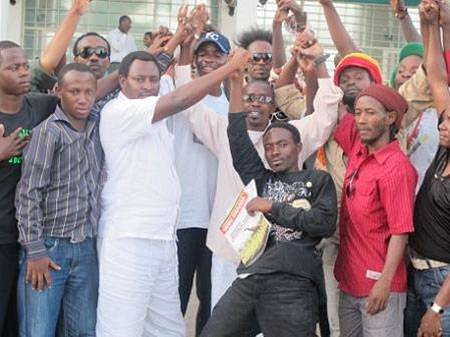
[
  {"x1": 395, "y1": 8, "x2": 408, "y2": 20},
  {"x1": 431, "y1": 302, "x2": 444, "y2": 315}
]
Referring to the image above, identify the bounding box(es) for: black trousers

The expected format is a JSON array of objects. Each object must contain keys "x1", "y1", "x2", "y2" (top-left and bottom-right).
[
  {"x1": 177, "y1": 228, "x2": 212, "y2": 336},
  {"x1": 200, "y1": 272, "x2": 319, "y2": 337},
  {"x1": 0, "y1": 242, "x2": 19, "y2": 337}
]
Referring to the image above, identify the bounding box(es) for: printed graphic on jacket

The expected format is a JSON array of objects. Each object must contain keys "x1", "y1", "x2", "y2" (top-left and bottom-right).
[{"x1": 263, "y1": 179, "x2": 312, "y2": 242}]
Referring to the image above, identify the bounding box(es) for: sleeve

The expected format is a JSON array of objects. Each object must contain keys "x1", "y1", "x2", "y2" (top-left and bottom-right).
[
  {"x1": 174, "y1": 65, "x2": 227, "y2": 156},
  {"x1": 398, "y1": 65, "x2": 434, "y2": 129},
  {"x1": 290, "y1": 78, "x2": 342, "y2": 160},
  {"x1": 15, "y1": 126, "x2": 57, "y2": 260},
  {"x1": 270, "y1": 172, "x2": 337, "y2": 238},
  {"x1": 105, "y1": 96, "x2": 161, "y2": 140},
  {"x1": 333, "y1": 113, "x2": 358, "y2": 155},
  {"x1": 379, "y1": 162, "x2": 417, "y2": 235},
  {"x1": 156, "y1": 51, "x2": 174, "y2": 74},
  {"x1": 29, "y1": 59, "x2": 57, "y2": 94},
  {"x1": 274, "y1": 84, "x2": 306, "y2": 120},
  {"x1": 227, "y1": 113, "x2": 270, "y2": 186}
]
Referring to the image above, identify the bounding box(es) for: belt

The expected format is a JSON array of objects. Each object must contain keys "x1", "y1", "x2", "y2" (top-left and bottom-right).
[{"x1": 410, "y1": 250, "x2": 449, "y2": 270}]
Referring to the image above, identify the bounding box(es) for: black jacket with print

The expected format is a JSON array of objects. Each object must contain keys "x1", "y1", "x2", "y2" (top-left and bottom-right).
[{"x1": 227, "y1": 113, "x2": 337, "y2": 285}]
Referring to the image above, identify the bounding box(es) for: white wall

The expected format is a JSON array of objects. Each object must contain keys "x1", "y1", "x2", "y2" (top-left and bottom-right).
[
  {"x1": 0, "y1": 0, "x2": 23, "y2": 42},
  {"x1": 219, "y1": 0, "x2": 258, "y2": 46}
]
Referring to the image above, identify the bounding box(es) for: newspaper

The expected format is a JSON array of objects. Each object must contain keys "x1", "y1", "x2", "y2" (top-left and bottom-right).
[{"x1": 220, "y1": 180, "x2": 271, "y2": 266}]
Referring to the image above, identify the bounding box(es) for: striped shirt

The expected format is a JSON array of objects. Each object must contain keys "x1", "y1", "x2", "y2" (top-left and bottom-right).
[
  {"x1": 333, "y1": 114, "x2": 417, "y2": 297},
  {"x1": 15, "y1": 105, "x2": 103, "y2": 259}
]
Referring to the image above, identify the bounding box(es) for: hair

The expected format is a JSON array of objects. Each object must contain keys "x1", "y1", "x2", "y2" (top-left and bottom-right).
[
  {"x1": 144, "y1": 31, "x2": 153, "y2": 38},
  {"x1": 264, "y1": 122, "x2": 301, "y2": 144},
  {"x1": 119, "y1": 15, "x2": 131, "y2": 24},
  {"x1": 0, "y1": 40, "x2": 21, "y2": 64},
  {"x1": 57, "y1": 63, "x2": 96, "y2": 86},
  {"x1": 236, "y1": 28, "x2": 272, "y2": 49},
  {"x1": 72, "y1": 32, "x2": 111, "y2": 58},
  {"x1": 244, "y1": 79, "x2": 274, "y2": 98},
  {"x1": 119, "y1": 51, "x2": 160, "y2": 77}
]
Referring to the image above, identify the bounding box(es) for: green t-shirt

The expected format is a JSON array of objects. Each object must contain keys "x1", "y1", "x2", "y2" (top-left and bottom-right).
[{"x1": 30, "y1": 59, "x2": 57, "y2": 94}]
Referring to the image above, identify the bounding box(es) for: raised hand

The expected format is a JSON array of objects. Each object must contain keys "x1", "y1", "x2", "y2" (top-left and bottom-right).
[
  {"x1": 390, "y1": 0, "x2": 407, "y2": 16},
  {"x1": 273, "y1": 4, "x2": 289, "y2": 24},
  {"x1": 440, "y1": 0, "x2": 450, "y2": 26},
  {"x1": 419, "y1": 0, "x2": 439, "y2": 24},
  {"x1": 147, "y1": 35, "x2": 171, "y2": 55},
  {"x1": 189, "y1": 4, "x2": 210, "y2": 36},
  {"x1": 72, "y1": 0, "x2": 91, "y2": 15},
  {"x1": 229, "y1": 48, "x2": 251, "y2": 73}
]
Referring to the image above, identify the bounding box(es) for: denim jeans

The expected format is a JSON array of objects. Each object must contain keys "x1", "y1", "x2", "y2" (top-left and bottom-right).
[
  {"x1": 404, "y1": 264, "x2": 450, "y2": 337},
  {"x1": 201, "y1": 272, "x2": 319, "y2": 337},
  {"x1": 17, "y1": 237, "x2": 98, "y2": 337}
]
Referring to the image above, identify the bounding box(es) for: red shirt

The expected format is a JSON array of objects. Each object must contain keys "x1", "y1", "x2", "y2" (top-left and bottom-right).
[{"x1": 334, "y1": 114, "x2": 417, "y2": 297}]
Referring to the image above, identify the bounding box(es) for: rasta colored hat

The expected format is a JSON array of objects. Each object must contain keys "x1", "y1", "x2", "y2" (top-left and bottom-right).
[
  {"x1": 356, "y1": 84, "x2": 408, "y2": 128},
  {"x1": 333, "y1": 52, "x2": 383, "y2": 86},
  {"x1": 389, "y1": 42, "x2": 424, "y2": 87}
]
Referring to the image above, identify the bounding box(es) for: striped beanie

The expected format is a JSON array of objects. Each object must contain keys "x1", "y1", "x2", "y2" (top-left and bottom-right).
[{"x1": 334, "y1": 52, "x2": 383, "y2": 86}]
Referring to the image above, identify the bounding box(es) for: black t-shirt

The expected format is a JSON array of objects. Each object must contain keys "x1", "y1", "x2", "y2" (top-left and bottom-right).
[
  {"x1": 410, "y1": 145, "x2": 450, "y2": 263},
  {"x1": 0, "y1": 94, "x2": 59, "y2": 244},
  {"x1": 227, "y1": 113, "x2": 337, "y2": 285}
]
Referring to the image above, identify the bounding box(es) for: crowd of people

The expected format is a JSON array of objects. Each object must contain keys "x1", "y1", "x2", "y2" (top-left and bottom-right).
[{"x1": 1, "y1": 0, "x2": 450, "y2": 336}]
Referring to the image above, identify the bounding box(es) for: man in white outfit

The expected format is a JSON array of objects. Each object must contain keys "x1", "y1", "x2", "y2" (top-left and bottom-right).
[
  {"x1": 95, "y1": 48, "x2": 249, "y2": 337},
  {"x1": 107, "y1": 15, "x2": 137, "y2": 65}
]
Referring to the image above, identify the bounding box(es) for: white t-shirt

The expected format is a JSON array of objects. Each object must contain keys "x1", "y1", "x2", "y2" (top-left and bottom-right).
[
  {"x1": 173, "y1": 89, "x2": 229, "y2": 230},
  {"x1": 98, "y1": 92, "x2": 181, "y2": 240}
]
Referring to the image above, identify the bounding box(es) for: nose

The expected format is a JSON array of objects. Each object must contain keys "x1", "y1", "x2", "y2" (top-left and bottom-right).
[
  {"x1": 251, "y1": 100, "x2": 261, "y2": 108},
  {"x1": 88, "y1": 53, "x2": 99, "y2": 62},
  {"x1": 18, "y1": 66, "x2": 30, "y2": 78},
  {"x1": 142, "y1": 78, "x2": 152, "y2": 90}
]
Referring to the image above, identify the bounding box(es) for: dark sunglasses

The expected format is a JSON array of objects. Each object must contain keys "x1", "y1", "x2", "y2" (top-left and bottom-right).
[
  {"x1": 270, "y1": 111, "x2": 288, "y2": 122},
  {"x1": 76, "y1": 47, "x2": 109, "y2": 59},
  {"x1": 242, "y1": 94, "x2": 273, "y2": 104},
  {"x1": 252, "y1": 52, "x2": 272, "y2": 63}
]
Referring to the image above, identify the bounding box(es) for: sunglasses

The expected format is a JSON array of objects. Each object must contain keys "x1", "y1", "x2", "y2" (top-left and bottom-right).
[
  {"x1": 270, "y1": 111, "x2": 288, "y2": 122},
  {"x1": 251, "y1": 52, "x2": 272, "y2": 63},
  {"x1": 242, "y1": 94, "x2": 273, "y2": 104},
  {"x1": 345, "y1": 168, "x2": 359, "y2": 198},
  {"x1": 76, "y1": 47, "x2": 109, "y2": 59}
]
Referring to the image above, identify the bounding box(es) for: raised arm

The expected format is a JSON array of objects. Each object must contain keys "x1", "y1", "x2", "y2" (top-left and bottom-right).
[
  {"x1": 422, "y1": 0, "x2": 450, "y2": 114},
  {"x1": 272, "y1": 1, "x2": 289, "y2": 69},
  {"x1": 391, "y1": 0, "x2": 422, "y2": 42},
  {"x1": 153, "y1": 48, "x2": 248, "y2": 123},
  {"x1": 227, "y1": 69, "x2": 269, "y2": 185},
  {"x1": 318, "y1": 0, "x2": 358, "y2": 56},
  {"x1": 40, "y1": 0, "x2": 90, "y2": 74},
  {"x1": 440, "y1": 0, "x2": 450, "y2": 82}
]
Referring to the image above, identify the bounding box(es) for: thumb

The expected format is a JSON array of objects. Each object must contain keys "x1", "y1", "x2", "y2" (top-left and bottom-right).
[
  {"x1": 0, "y1": 124, "x2": 4, "y2": 137},
  {"x1": 49, "y1": 259, "x2": 61, "y2": 271}
]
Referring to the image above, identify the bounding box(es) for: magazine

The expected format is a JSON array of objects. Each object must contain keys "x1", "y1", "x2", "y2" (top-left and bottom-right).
[{"x1": 220, "y1": 180, "x2": 270, "y2": 266}]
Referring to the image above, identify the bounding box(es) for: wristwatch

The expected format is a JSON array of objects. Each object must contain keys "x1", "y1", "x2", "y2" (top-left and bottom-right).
[{"x1": 431, "y1": 302, "x2": 444, "y2": 315}]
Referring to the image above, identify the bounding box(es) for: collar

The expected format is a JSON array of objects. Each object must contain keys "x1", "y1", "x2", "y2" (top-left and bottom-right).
[
  {"x1": 53, "y1": 105, "x2": 96, "y2": 135},
  {"x1": 356, "y1": 139, "x2": 400, "y2": 165}
]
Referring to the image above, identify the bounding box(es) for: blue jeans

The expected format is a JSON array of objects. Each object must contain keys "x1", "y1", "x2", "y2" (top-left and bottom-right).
[
  {"x1": 404, "y1": 264, "x2": 450, "y2": 337},
  {"x1": 17, "y1": 237, "x2": 98, "y2": 337}
]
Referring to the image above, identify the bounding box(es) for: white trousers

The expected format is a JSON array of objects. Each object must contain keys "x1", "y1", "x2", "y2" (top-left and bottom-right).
[
  {"x1": 96, "y1": 237, "x2": 185, "y2": 337},
  {"x1": 210, "y1": 253, "x2": 238, "y2": 311}
]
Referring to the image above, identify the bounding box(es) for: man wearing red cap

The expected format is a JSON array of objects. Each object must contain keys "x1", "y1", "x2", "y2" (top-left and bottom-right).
[{"x1": 333, "y1": 84, "x2": 417, "y2": 336}]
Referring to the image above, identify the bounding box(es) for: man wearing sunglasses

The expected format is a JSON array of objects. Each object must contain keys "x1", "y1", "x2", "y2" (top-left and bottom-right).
[
  {"x1": 175, "y1": 39, "x2": 342, "y2": 321},
  {"x1": 73, "y1": 33, "x2": 111, "y2": 80},
  {"x1": 237, "y1": 28, "x2": 273, "y2": 82}
]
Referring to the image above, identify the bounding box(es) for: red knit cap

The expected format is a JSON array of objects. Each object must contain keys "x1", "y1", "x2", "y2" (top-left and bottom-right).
[
  {"x1": 334, "y1": 52, "x2": 383, "y2": 86},
  {"x1": 356, "y1": 84, "x2": 408, "y2": 128}
]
